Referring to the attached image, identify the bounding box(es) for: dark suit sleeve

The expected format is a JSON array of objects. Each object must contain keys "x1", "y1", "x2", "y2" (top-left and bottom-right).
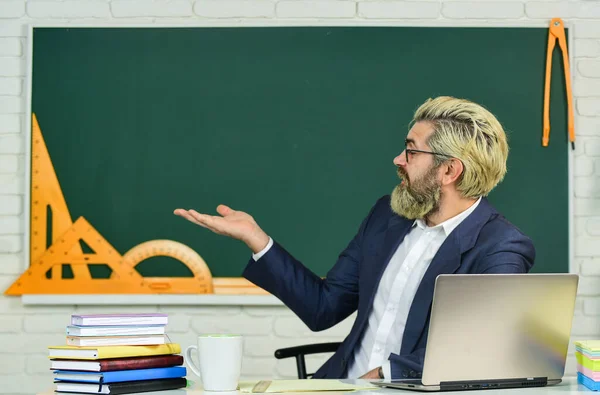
[
  {"x1": 389, "y1": 349, "x2": 427, "y2": 380},
  {"x1": 386, "y1": 227, "x2": 536, "y2": 379},
  {"x1": 477, "y1": 229, "x2": 536, "y2": 274},
  {"x1": 242, "y1": 198, "x2": 383, "y2": 332}
]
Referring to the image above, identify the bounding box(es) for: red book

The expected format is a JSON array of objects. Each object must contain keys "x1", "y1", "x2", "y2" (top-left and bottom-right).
[{"x1": 50, "y1": 354, "x2": 183, "y2": 372}]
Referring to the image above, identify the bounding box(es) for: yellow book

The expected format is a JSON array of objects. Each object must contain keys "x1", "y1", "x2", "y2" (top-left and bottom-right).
[{"x1": 48, "y1": 343, "x2": 180, "y2": 360}]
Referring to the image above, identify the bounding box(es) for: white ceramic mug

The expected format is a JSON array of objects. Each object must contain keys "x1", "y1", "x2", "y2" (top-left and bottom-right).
[{"x1": 185, "y1": 334, "x2": 243, "y2": 391}]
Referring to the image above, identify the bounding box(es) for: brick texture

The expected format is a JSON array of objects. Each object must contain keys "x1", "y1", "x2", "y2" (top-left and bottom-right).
[
  {"x1": 194, "y1": 1, "x2": 274, "y2": 18},
  {"x1": 27, "y1": 1, "x2": 110, "y2": 18},
  {"x1": 358, "y1": 2, "x2": 440, "y2": 19},
  {"x1": 111, "y1": 0, "x2": 193, "y2": 18},
  {"x1": 0, "y1": 2, "x2": 599, "y2": 392},
  {"x1": 442, "y1": 2, "x2": 523, "y2": 19},
  {"x1": 276, "y1": 1, "x2": 356, "y2": 18}
]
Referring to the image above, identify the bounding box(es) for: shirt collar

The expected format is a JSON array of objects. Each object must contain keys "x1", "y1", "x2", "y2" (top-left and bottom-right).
[{"x1": 413, "y1": 197, "x2": 482, "y2": 236}]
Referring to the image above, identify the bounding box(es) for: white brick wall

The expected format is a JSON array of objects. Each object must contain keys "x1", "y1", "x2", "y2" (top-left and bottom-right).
[
  {"x1": 0, "y1": 1, "x2": 599, "y2": 394},
  {"x1": 442, "y1": 2, "x2": 525, "y2": 19},
  {"x1": 111, "y1": 0, "x2": 193, "y2": 18},
  {"x1": 276, "y1": 1, "x2": 356, "y2": 19},
  {"x1": 26, "y1": 1, "x2": 111, "y2": 19},
  {"x1": 358, "y1": 2, "x2": 441, "y2": 19},
  {"x1": 579, "y1": 59, "x2": 600, "y2": 77},
  {"x1": 573, "y1": 39, "x2": 600, "y2": 58},
  {"x1": 194, "y1": 1, "x2": 275, "y2": 18}
]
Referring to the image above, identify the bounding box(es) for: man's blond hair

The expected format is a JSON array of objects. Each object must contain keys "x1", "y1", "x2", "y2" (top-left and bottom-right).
[{"x1": 413, "y1": 96, "x2": 509, "y2": 198}]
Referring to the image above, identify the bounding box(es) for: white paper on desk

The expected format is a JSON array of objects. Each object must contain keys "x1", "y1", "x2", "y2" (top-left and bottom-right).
[{"x1": 238, "y1": 379, "x2": 379, "y2": 393}]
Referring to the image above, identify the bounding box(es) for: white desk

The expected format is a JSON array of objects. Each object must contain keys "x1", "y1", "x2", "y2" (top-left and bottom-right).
[{"x1": 39, "y1": 377, "x2": 595, "y2": 394}]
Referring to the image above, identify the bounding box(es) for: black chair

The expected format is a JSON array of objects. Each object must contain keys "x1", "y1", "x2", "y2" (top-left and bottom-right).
[{"x1": 274, "y1": 342, "x2": 342, "y2": 379}]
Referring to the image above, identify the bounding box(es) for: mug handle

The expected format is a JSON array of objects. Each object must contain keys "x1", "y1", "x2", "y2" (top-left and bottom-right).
[{"x1": 185, "y1": 345, "x2": 202, "y2": 378}]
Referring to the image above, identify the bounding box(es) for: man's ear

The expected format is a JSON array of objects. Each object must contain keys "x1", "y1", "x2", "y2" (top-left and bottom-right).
[{"x1": 442, "y1": 158, "x2": 464, "y2": 186}]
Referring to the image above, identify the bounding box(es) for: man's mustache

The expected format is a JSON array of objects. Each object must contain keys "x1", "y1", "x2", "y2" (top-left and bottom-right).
[{"x1": 397, "y1": 167, "x2": 409, "y2": 182}]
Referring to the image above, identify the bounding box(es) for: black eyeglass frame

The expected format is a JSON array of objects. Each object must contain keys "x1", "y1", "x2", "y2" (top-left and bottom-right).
[{"x1": 404, "y1": 148, "x2": 453, "y2": 163}]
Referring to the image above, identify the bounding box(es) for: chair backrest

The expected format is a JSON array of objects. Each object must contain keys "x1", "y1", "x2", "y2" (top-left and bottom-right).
[{"x1": 274, "y1": 342, "x2": 342, "y2": 379}]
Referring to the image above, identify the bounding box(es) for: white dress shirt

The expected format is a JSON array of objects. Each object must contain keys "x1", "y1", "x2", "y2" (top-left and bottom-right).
[
  {"x1": 252, "y1": 197, "x2": 481, "y2": 379},
  {"x1": 346, "y1": 197, "x2": 481, "y2": 379}
]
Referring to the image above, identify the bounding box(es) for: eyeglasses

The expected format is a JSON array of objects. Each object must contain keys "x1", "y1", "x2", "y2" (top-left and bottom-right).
[{"x1": 404, "y1": 148, "x2": 453, "y2": 163}]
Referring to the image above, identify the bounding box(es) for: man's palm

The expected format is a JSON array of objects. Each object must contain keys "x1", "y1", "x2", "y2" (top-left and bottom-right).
[{"x1": 173, "y1": 204, "x2": 269, "y2": 253}]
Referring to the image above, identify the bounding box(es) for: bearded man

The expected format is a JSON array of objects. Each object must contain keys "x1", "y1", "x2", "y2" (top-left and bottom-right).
[{"x1": 174, "y1": 96, "x2": 535, "y2": 380}]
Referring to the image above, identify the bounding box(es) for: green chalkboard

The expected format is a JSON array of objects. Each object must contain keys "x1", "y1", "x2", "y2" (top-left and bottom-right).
[{"x1": 31, "y1": 26, "x2": 569, "y2": 279}]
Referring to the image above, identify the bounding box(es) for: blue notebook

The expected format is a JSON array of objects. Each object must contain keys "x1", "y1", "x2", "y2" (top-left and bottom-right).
[
  {"x1": 578, "y1": 372, "x2": 600, "y2": 391},
  {"x1": 53, "y1": 366, "x2": 186, "y2": 383}
]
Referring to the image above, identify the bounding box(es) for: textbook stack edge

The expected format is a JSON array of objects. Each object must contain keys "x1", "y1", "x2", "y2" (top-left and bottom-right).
[
  {"x1": 575, "y1": 340, "x2": 600, "y2": 391},
  {"x1": 48, "y1": 313, "x2": 187, "y2": 394}
]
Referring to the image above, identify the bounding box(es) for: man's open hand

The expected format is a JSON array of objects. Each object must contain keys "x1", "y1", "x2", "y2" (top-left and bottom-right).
[{"x1": 174, "y1": 204, "x2": 270, "y2": 253}]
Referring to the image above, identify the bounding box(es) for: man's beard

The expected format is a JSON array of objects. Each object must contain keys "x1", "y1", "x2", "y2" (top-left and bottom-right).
[{"x1": 390, "y1": 165, "x2": 442, "y2": 220}]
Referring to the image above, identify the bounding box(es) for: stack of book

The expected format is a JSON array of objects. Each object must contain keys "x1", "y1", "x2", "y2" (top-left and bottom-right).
[
  {"x1": 576, "y1": 340, "x2": 600, "y2": 390},
  {"x1": 48, "y1": 313, "x2": 187, "y2": 394}
]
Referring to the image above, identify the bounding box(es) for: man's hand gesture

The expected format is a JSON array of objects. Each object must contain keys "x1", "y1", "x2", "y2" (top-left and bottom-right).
[{"x1": 174, "y1": 204, "x2": 270, "y2": 253}]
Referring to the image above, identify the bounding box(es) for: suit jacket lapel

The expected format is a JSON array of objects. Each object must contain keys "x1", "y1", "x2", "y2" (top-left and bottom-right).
[
  {"x1": 400, "y1": 198, "x2": 497, "y2": 354},
  {"x1": 382, "y1": 215, "x2": 413, "y2": 268}
]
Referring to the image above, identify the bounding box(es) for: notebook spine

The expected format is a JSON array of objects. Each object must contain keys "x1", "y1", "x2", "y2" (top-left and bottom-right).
[
  {"x1": 108, "y1": 377, "x2": 187, "y2": 394},
  {"x1": 100, "y1": 355, "x2": 184, "y2": 371}
]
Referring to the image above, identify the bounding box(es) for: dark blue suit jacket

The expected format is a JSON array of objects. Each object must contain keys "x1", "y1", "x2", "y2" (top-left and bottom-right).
[{"x1": 243, "y1": 195, "x2": 535, "y2": 379}]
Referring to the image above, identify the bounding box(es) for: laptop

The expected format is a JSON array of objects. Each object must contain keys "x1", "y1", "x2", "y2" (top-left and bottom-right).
[{"x1": 371, "y1": 273, "x2": 578, "y2": 392}]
